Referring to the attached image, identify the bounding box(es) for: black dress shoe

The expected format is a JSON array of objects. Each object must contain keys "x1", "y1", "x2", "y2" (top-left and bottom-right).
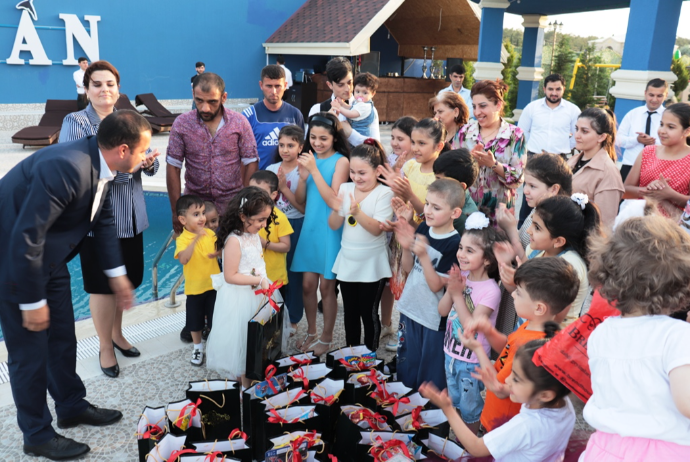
[
  {"x1": 99, "y1": 351, "x2": 119, "y2": 378},
  {"x1": 112, "y1": 340, "x2": 140, "y2": 357},
  {"x1": 57, "y1": 404, "x2": 123, "y2": 429},
  {"x1": 180, "y1": 326, "x2": 192, "y2": 343},
  {"x1": 23, "y1": 434, "x2": 90, "y2": 460}
]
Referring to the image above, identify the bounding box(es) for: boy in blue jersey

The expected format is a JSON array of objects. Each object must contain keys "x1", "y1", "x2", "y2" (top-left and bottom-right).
[{"x1": 242, "y1": 65, "x2": 305, "y2": 169}]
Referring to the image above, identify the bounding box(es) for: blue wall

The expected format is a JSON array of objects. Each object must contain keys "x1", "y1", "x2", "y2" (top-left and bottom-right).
[{"x1": 0, "y1": 0, "x2": 306, "y2": 103}]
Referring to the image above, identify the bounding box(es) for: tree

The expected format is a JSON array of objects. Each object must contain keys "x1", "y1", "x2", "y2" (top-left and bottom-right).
[
  {"x1": 501, "y1": 41, "x2": 520, "y2": 117},
  {"x1": 551, "y1": 36, "x2": 576, "y2": 99},
  {"x1": 463, "y1": 61, "x2": 476, "y2": 90},
  {"x1": 570, "y1": 45, "x2": 598, "y2": 109},
  {"x1": 671, "y1": 57, "x2": 689, "y2": 98},
  {"x1": 503, "y1": 28, "x2": 523, "y2": 48}
]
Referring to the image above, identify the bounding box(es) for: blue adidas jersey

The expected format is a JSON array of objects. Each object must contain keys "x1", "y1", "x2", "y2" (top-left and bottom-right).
[{"x1": 242, "y1": 101, "x2": 304, "y2": 169}]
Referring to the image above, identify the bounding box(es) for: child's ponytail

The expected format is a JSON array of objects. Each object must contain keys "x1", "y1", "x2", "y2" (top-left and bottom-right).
[{"x1": 515, "y1": 328, "x2": 570, "y2": 407}]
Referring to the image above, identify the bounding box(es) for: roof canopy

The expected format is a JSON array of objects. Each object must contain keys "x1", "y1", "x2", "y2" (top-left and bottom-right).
[
  {"x1": 468, "y1": 0, "x2": 632, "y2": 15},
  {"x1": 263, "y1": 0, "x2": 482, "y2": 60}
]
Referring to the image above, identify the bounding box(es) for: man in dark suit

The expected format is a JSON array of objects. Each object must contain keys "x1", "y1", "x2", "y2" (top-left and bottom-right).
[{"x1": 0, "y1": 110, "x2": 152, "y2": 460}]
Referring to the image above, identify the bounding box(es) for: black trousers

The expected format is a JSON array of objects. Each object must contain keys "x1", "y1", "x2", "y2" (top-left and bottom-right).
[
  {"x1": 77, "y1": 94, "x2": 88, "y2": 110},
  {"x1": 0, "y1": 264, "x2": 89, "y2": 445},
  {"x1": 339, "y1": 279, "x2": 387, "y2": 351},
  {"x1": 620, "y1": 164, "x2": 632, "y2": 183}
]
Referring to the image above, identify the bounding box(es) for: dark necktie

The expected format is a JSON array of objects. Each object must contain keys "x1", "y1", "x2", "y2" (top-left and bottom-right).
[{"x1": 645, "y1": 111, "x2": 657, "y2": 136}]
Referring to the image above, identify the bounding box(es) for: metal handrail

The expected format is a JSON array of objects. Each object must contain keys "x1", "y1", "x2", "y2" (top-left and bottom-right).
[
  {"x1": 151, "y1": 230, "x2": 176, "y2": 299},
  {"x1": 165, "y1": 273, "x2": 184, "y2": 308}
]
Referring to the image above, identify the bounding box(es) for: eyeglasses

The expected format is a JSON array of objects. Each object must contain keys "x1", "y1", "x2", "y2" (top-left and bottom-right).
[{"x1": 347, "y1": 215, "x2": 357, "y2": 227}]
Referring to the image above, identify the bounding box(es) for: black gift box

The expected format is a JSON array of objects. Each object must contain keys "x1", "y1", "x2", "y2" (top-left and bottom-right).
[{"x1": 186, "y1": 379, "x2": 241, "y2": 441}]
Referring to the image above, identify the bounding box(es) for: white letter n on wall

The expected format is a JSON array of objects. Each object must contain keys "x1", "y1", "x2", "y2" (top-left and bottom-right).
[
  {"x1": 6, "y1": 10, "x2": 51, "y2": 65},
  {"x1": 60, "y1": 14, "x2": 100, "y2": 65}
]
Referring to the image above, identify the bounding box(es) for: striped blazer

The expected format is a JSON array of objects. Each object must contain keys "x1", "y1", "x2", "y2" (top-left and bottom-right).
[{"x1": 59, "y1": 103, "x2": 159, "y2": 238}]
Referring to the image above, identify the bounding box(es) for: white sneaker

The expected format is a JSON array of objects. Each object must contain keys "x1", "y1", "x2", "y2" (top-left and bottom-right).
[
  {"x1": 380, "y1": 323, "x2": 395, "y2": 340},
  {"x1": 191, "y1": 348, "x2": 204, "y2": 366},
  {"x1": 385, "y1": 338, "x2": 398, "y2": 352}
]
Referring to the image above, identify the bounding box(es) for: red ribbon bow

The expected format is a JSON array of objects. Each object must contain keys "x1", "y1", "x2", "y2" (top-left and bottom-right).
[
  {"x1": 142, "y1": 424, "x2": 163, "y2": 439},
  {"x1": 410, "y1": 406, "x2": 424, "y2": 430},
  {"x1": 289, "y1": 388, "x2": 307, "y2": 404},
  {"x1": 228, "y1": 428, "x2": 247, "y2": 441},
  {"x1": 291, "y1": 368, "x2": 309, "y2": 389},
  {"x1": 328, "y1": 456, "x2": 338, "y2": 462},
  {"x1": 267, "y1": 409, "x2": 290, "y2": 424},
  {"x1": 311, "y1": 393, "x2": 337, "y2": 406},
  {"x1": 264, "y1": 365, "x2": 279, "y2": 394},
  {"x1": 168, "y1": 448, "x2": 198, "y2": 461},
  {"x1": 338, "y1": 358, "x2": 371, "y2": 371},
  {"x1": 205, "y1": 451, "x2": 224, "y2": 461},
  {"x1": 356, "y1": 409, "x2": 387, "y2": 430},
  {"x1": 388, "y1": 396, "x2": 411, "y2": 416},
  {"x1": 289, "y1": 431, "x2": 320, "y2": 462},
  {"x1": 174, "y1": 398, "x2": 201, "y2": 427},
  {"x1": 254, "y1": 281, "x2": 284, "y2": 311},
  {"x1": 370, "y1": 438, "x2": 411, "y2": 462},
  {"x1": 289, "y1": 356, "x2": 313, "y2": 367}
]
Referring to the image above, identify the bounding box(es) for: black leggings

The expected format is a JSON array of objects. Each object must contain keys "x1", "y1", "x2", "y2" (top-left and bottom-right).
[{"x1": 339, "y1": 279, "x2": 387, "y2": 351}]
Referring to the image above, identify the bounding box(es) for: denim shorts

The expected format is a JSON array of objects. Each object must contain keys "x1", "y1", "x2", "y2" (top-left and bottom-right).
[{"x1": 444, "y1": 355, "x2": 485, "y2": 424}]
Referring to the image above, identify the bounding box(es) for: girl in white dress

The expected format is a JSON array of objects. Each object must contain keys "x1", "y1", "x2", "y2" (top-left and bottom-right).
[{"x1": 206, "y1": 187, "x2": 278, "y2": 388}]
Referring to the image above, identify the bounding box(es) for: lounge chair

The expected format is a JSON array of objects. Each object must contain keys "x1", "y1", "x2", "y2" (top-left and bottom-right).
[
  {"x1": 115, "y1": 94, "x2": 176, "y2": 133},
  {"x1": 135, "y1": 93, "x2": 180, "y2": 119},
  {"x1": 11, "y1": 99, "x2": 79, "y2": 147}
]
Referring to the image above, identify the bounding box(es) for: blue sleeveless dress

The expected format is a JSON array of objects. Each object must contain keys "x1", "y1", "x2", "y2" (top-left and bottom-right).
[{"x1": 291, "y1": 152, "x2": 344, "y2": 279}]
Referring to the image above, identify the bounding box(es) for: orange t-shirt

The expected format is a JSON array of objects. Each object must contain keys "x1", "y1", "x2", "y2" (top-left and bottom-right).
[{"x1": 480, "y1": 321, "x2": 546, "y2": 431}]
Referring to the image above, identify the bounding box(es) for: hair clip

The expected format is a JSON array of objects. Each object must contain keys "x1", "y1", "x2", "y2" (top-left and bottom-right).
[
  {"x1": 571, "y1": 193, "x2": 588, "y2": 210},
  {"x1": 240, "y1": 197, "x2": 247, "y2": 212},
  {"x1": 465, "y1": 212, "x2": 490, "y2": 230},
  {"x1": 363, "y1": 138, "x2": 377, "y2": 146}
]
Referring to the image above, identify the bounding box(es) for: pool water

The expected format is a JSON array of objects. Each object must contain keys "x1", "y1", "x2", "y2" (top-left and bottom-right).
[{"x1": 0, "y1": 192, "x2": 184, "y2": 340}]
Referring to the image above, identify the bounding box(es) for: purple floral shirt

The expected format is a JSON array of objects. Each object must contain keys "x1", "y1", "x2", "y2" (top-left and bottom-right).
[
  {"x1": 453, "y1": 119, "x2": 525, "y2": 221},
  {"x1": 166, "y1": 108, "x2": 258, "y2": 214}
]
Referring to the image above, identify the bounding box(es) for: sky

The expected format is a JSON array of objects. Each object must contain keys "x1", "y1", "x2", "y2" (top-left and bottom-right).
[{"x1": 502, "y1": 3, "x2": 690, "y2": 40}]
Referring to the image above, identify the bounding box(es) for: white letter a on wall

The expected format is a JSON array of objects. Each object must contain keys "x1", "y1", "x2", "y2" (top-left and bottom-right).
[{"x1": 6, "y1": 10, "x2": 51, "y2": 65}]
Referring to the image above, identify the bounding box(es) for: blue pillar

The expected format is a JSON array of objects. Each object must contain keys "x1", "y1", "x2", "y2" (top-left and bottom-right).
[
  {"x1": 610, "y1": 0, "x2": 682, "y2": 125},
  {"x1": 474, "y1": 0, "x2": 509, "y2": 82},
  {"x1": 515, "y1": 15, "x2": 547, "y2": 118}
]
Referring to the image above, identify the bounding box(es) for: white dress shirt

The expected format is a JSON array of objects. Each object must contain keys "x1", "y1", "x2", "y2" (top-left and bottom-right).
[
  {"x1": 438, "y1": 84, "x2": 474, "y2": 119},
  {"x1": 616, "y1": 104, "x2": 665, "y2": 166},
  {"x1": 280, "y1": 64, "x2": 293, "y2": 89},
  {"x1": 518, "y1": 98, "x2": 580, "y2": 154},
  {"x1": 20, "y1": 150, "x2": 126, "y2": 311},
  {"x1": 73, "y1": 69, "x2": 85, "y2": 95},
  {"x1": 308, "y1": 94, "x2": 381, "y2": 144}
]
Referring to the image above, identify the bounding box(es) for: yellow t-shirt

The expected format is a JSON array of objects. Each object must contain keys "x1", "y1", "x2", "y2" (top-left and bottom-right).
[
  {"x1": 174, "y1": 228, "x2": 220, "y2": 295},
  {"x1": 259, "y1": 207, "x2": 294, "y2": 285},
  {"x1": 403, "y1": 159, "x2": 436, "y2": 222}
]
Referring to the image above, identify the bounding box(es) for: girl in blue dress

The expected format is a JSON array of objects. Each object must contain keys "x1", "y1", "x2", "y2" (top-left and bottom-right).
[{"x1": 292, "y1": 112, "x2": 351, "y2": 355}]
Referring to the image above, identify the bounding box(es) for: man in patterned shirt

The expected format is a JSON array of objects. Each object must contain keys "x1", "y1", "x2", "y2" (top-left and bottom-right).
[{"x1": 167, "y1": 73, "x2": 259, "y2": 234}]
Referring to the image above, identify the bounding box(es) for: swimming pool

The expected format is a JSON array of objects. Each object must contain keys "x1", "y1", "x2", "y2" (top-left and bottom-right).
[{"x1": 0, "y1": 192, "x2": 184, "y2": 340}]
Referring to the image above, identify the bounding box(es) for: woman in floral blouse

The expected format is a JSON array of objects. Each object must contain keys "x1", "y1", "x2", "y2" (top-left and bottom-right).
[{"x1": 453, "y1": 80, "x2": 526, "y2": 224}]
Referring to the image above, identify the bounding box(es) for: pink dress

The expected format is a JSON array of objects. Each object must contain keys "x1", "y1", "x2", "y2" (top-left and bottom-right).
[{"x1": 639, "y1": 145, "x2": 690, "y2": 216}]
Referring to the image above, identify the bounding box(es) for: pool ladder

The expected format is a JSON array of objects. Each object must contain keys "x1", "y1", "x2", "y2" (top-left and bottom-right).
[{"x1": 151, "y1": 230, "x2": 184, "y2": 308}]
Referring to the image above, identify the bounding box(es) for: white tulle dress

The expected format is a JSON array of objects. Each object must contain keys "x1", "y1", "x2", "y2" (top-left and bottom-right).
[{"x1": 206, "y1": 232, "x2": 276, "y2": 379}]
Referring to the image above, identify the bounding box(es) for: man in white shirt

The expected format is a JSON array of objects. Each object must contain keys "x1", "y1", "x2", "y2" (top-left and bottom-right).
[
  {"x1": 517, "y1": 74, "x2": 581, "y2": 225},
  {"x1": 308, "y1": 57, "x2": 380, "y2": 145},
  {"x1": 74, "y1": 57, "x2": 88, "y2": 110},
  {"x1": 438, "y1": 63, "x2": 474, "y2": 119},
  {"x1": 616, "y1": 78, "x2": 668, "y2": 181},
  {"x1": 277, "y1": 55, "x2": 293, "y2": 89}
]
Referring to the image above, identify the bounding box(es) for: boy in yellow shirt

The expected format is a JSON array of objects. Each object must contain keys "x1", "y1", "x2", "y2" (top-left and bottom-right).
[
  {"x1": 249, "y1": 172, "x2": 294, "y2": 325},
  {"x1": 174, "y1": 195, "x2": 220, "y2": 366}
]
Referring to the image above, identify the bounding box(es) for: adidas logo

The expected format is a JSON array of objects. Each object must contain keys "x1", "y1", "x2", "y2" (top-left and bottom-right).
[{"x1": 261, "y1": 127, "x2": 281, "y2": 147}]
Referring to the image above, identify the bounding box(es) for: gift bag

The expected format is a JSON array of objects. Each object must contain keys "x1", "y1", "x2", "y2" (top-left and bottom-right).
[
  {"x1": 145, "y1": 434, "x2": 188, "y2": 462},
  {"x1": 288, "y1": 363, "x2": 333, "y2": 390},
  {"x1": 190, "y1": 435, "x2": 251, "y2": 462},
  {"x1": 341, "y1": 369, "x2": 390, "y2": 408},
  {"x1": 186, "y1": 379, "x2": 241, "y2": 441},
  {"x1": 380, "y1": 392, "x2": 429, "y2": 422},
  {"x1": 136, "y1": 406, "x2": 168, "y2": 462},
  {"x1": 167, "y1": 398, "x2": 205, "y2": 442},
  {"x1": 242, "y1": 369, "x2": 290, "y2": 449},
  {"x1": 264, "y1": 405, "x2": 321, "y2": 444},
  {"x1": 332, "y1": 406, "x2": 392, "y2": 461},
  {"x1": 532, "y1": 291, "x2": 620, "y2": 402},
  {"x1": 358, "y1": 432, "x2": 422, "y2": 461},
  {"x1": 369, "y1": 381, "x2": 412, "y2": 412},
  {"x1": 310, "y1": 378, "x2": 345, "y2": 444},
  {"x1": 253, "y1": 387, "x2": 313, "y2": 458},
  {"x1": 422, "y1": 434, "x2": 466, "y2": 461},
  {"x1": 274, "y1": 352, "x2": 320, "y2": 375},
  {"x1": 179, "y1": 454, "x2": 240, "y2": 462},
  {"x1": 246, "y1": 284, "x2": 287, "y2": 381},
  {"x1": 266, "y1": 431, "x2": 325, "y2": 462},
  {"x1": 395, "y1": 408, "x2": 449, "y2": 440},
  {"x1": 326, "y1": 346, "x2": 383, "y2": 380}
]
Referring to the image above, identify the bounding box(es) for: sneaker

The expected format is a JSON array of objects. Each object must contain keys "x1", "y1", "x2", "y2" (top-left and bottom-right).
[
  {"x1": 180, "y1": 327, "x2": 192, "y2": 343},
  {"x1": 380, "y1": 323, "x2": 395, "y2": 340},
  {"x1": 385, "y1": 338, "x2": 398, "y2": 352},
  {"x1": 190, "y1": 348, "x2": 204, "y2": 366}
]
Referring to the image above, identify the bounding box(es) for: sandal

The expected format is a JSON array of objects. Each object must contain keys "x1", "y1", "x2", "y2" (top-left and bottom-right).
[
  {"x1": 296, "y1": 332, "x2": 317, "y2": 352},
  {"x1": 308, "y1": 338, "x2": 334, "y2": 357}
]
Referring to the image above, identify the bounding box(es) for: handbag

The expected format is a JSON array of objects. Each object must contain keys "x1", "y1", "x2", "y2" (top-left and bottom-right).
[
  {"x1": 245, "y1": 284, "x2": 287, "y2": 381},
  {"x1": 186, "y1": 379, "x2": 241, "y2": 441},
  {"x1": 310, "y1": 378, "x2": 345, "y2": 444},
  {"x1": 136, "y1": 406, "x2": 167, "y2": 462}
]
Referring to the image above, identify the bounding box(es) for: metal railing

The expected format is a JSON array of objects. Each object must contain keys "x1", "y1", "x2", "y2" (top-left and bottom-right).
[{"x1": 151, "y1": 229, "x2": 184, "y2": 307}]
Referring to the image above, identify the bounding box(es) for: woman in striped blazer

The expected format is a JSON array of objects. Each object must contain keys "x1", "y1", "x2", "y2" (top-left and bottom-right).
[{"x1": 59, "y1": 60, "x2": 159, "y2": 378}]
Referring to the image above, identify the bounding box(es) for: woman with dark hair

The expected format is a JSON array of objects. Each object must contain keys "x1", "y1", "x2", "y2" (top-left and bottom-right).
[
  {"x1": 292, "y1": 112, "x2": 350, "y2": 355},
  {"x1": 454, "y1": 80, "x2": 526, "y2": 223},
  {"x1": 568, "y1": 107, "x2": 624, "y2": 227},
  {"x1": 429, "y1": 92, "x2": 469, "y2": 145},
  {"x1": 59, "y1": 61, "x2": 159, "y2": 378}
]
